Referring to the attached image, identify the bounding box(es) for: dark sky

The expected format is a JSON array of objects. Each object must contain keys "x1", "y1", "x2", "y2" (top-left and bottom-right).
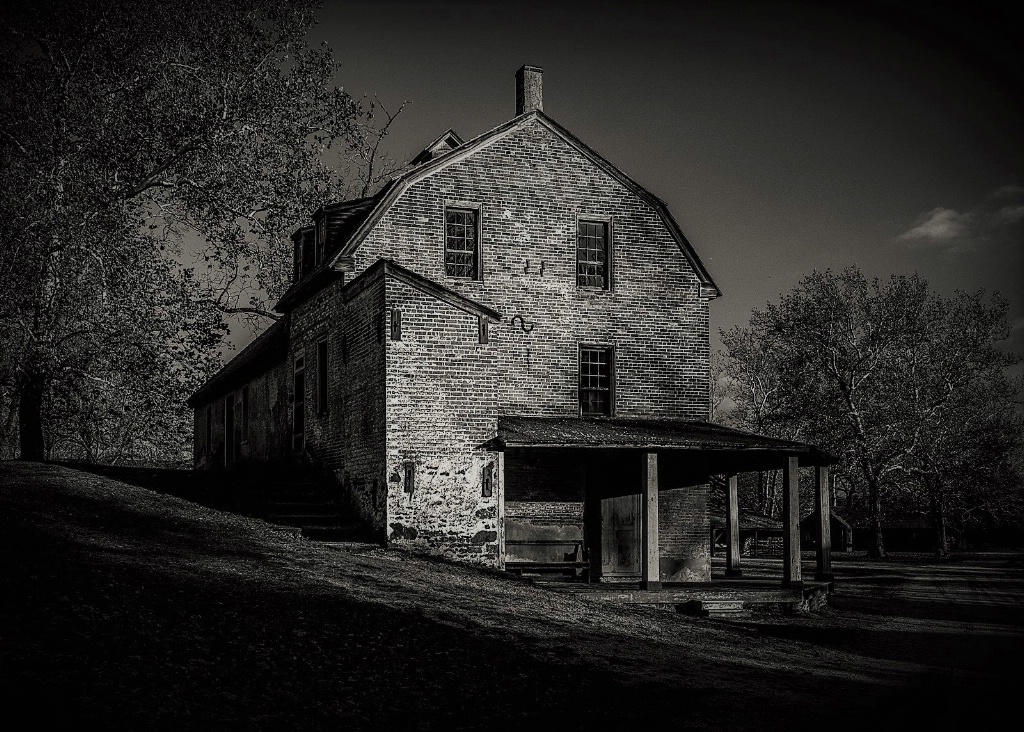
[{"x1": 297, "y1": 0, "x2": 1022, "y2": 356}]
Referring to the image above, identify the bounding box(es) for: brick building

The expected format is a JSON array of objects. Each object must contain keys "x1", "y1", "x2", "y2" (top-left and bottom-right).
[{"x1": 188, "y1": 66, "x2": 834, "y2": 588}]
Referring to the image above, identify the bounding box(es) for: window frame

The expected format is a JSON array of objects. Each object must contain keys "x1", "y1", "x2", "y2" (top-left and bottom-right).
[
  {"x1": 403, "y1": 461, "x2": 416, "y2": 494},
  {"x1": 575, "y1": 215, "x2": 613, "y2": 290},
  {"x1": 578, "y1": 344, "x2": 615, "y2": 417},
  {"x1": 444, "y1": 205, "x2": 482, "y2": 280},
  {"x1": 300, "y1": 230, "x2": 315, "y2": 280},
  {"x1": 315, "y1": 217, "x2": 327, "y2": 266},
  {"x1": 481, "y1": 462, "x2": 494, "y2": 498}
]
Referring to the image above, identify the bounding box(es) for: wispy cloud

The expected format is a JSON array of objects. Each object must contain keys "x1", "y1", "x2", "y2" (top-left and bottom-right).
[
  {"x1": 898, "y1": 207, "x2": 972, "y2": 243},
  {"x1": 992, "y1": 184, "x2": 1024, "y2": 200},
  {"x1": 897, "y1": 186, "x2": 1024, "y2": 253}
]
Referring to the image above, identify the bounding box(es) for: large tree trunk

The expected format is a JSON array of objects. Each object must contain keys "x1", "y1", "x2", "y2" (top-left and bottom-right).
[
  {"x1": 17, "y1": 372, "x2": 46, "y2": 461},
  {"x1": 866, "y1": 475, "x2": 887, "y2": 560}
]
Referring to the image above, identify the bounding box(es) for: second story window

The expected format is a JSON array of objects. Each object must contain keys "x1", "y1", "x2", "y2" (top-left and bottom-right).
[
  {"x1": 445, "y1": 207, "x2": 479, "y2": 279},
  {"x1": 300, "y1": 230, "x2": 315, "y2": 280},
  {"x1": 579, "y1": 346, "x2": 614, "y2": 416},
  {"x1": 315, "y1": 217, "x2": 327, "y2": 266},
  {"x1": 577, "y1": 220, "x2": 610, "y2": 289}
]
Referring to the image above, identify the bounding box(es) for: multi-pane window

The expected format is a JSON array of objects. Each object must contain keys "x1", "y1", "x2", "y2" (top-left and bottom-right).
[
  {"x1": 445, "y1": 208, "x2": 478, "y2": 278},
  {"x1": 576, "y1": 220, "x2": 609, "y2": 288},
  {"x1": 579, "y1": 346, "x2": 613, "y2": 416}
]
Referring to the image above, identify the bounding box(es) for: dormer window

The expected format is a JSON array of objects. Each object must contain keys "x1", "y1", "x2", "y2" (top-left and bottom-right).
[
  {"x1": 315, "y1": 217, "x2": 327, "y2": 266},
  {"x1": 445, "y1": 207, "x2": 480, "y2": 279},
  {"x1": 300, "y1": 229, "x2": 315, "y2": 280}
]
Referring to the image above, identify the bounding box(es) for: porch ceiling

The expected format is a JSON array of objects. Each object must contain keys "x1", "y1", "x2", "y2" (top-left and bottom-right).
[{"x1": 484, "y1": 416, "x2": 834, "y2": 469}]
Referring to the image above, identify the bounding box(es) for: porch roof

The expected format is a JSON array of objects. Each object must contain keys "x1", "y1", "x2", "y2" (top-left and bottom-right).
[{"x1": 486, "y1": 416, "x2": 834, "y2": 468}]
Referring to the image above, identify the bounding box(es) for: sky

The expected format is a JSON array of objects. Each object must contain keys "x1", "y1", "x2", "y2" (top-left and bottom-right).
[{"x1": 276, "y1": 0, "x2": 1023, "y2": 356}]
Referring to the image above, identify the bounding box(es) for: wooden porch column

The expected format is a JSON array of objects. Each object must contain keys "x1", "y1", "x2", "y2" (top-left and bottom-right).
[
  {"x1": 815, "y1": 465, "x2": 833, "y2": 581},
  {"x1": 725, "y1": 474, "x2": 742, "y2": 577},
  {"x1": 642, "y1": 452, "x2": 661, "y2": 591},
  {"x1": 496, "y1": 451, "x2": 506, "y2": 570},
  {"x1": 782, "y1": 456, "x2": 803, "y2": 588}
]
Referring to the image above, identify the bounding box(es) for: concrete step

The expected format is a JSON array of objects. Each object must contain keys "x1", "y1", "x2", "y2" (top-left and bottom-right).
[{"x1": 677, "y1": 599, "x2": 750, "y2": 618}]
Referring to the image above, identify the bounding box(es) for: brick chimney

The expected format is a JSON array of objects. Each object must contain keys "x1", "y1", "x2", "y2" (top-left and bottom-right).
[{"x1": 515, "y1": 65, "x2": 543, "y2": 115}]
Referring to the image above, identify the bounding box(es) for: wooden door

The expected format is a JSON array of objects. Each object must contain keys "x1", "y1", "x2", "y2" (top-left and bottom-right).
[{"x1": 601, "y1": 493, "x2": 641, "y2": 578}]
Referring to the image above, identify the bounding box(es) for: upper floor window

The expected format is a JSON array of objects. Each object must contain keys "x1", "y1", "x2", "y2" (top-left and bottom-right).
[
  {"x1": 300, "y1": 230, "x2": 315, "y2": 280},
  {"x1": 315, "y1": 217, "x2": 327, "y2": 266},
  {"x1": 445, "y1": 207, "x2": 479, "y2": 279},
  {"x1": 579, "y1": 346, "x2": 614, "y2": 416},
  {"x1": 577, "y1": 220, "x2": 610, "y2": 289}
]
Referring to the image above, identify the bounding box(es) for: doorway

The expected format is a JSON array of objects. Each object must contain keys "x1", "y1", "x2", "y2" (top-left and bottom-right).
[{"x1": 585, "y1": 453, "x2": 642, "y2": 581}]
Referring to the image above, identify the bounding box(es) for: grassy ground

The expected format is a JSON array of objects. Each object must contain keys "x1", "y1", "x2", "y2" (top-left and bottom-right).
[{"x1": 2, "y1": 461, "x2": 1021, "y2": 730}]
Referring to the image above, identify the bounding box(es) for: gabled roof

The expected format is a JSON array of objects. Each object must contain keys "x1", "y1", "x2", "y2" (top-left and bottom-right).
[
  {"x1": 190, "y1": 258, "x2": 502, "y2": 408},
  {"x1": 410, "y1": 128, "x2": 464, "y2": 165},
  {"x1": 186, "y1": 315, "x2": 290, "y2": 407},
  {"x1": 709, "y1": 511, "x2": 783, "y2": 531},
  {"x1": 801, "y1": 509, "x2": 852, "y2": 531},
  {"x1": 321, "y1": 111, "x2": 720, "y2": 298},
  {"x1": 342, "y1": 258, "x2": 502, "y2": 322}
]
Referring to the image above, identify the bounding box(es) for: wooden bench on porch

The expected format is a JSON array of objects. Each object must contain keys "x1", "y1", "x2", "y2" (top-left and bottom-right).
[{"x1": 505, "y1": 539, "x2": 591, "y2": 581}]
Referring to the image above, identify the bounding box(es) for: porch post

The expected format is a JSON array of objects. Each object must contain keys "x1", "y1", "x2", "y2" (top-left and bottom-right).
[
  {"x1": 642, "y1": 452, "x2": 661, "y2": 591},
  {"x1": 782, "y1": 456, "x2": 802, "y2": 588},
  {"x1": 725, "y1": 474, "x2": 742, "y2": 577},
  {"x1": 496, "y1": 451, "x2": 506, "y2": 570},
  {"x1": 815, "y1": 465, "x2": 833, "y2": 581}
]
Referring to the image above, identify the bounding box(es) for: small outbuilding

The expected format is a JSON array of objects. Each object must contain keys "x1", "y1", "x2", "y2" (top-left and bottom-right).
[{"x1": 801, "y1": 509, "x2": 853, "y2": 553}]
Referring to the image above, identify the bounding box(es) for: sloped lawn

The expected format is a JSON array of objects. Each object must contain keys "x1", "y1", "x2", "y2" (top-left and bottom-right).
[{"x1": 1, "y1": 462, "x2": 1019, "y2": 730}]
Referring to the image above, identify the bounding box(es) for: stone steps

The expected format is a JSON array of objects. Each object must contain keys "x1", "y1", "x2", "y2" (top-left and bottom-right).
[{"x1": 678, "y1": 599, "x2": 752, "y2": 619}]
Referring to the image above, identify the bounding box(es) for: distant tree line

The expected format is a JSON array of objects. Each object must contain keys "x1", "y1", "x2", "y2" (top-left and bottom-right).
[
  {"x1": 0, "y1": 0, "x2": 405, "y2": 464},
  {"x1": 715, "y1": 267, "x2": 1023, "y2": 558}
]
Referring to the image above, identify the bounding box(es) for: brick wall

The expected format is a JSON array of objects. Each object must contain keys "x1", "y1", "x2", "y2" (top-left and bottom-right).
[
  {"x1": 356, "y1": 118, "x2": 712, "y2": 424},
  {"x1": 366, "y1": 118, "x2": 712, "y2": 572},
  {"x1": 289, "y1": 274, "x2": 387, "y2": 530}
]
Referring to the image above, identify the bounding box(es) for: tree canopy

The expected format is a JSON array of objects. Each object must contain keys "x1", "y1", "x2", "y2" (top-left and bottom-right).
[
  {"x1": 0, "y1": 0, "x2": 369, "y2": 462},
  {"x1": 717, "y1": 266, "x2": 1023, "y2": 558}
]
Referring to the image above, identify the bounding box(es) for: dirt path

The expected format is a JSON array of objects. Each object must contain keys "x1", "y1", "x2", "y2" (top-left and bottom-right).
[{"x1": 2, "y1": 462, "x2": 1020, "y2": 729}]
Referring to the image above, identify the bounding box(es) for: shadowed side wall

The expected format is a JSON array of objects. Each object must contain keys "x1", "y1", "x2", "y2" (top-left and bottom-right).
[{"x1": 289, "y1": 273, "x2": 387, "y2": 532}]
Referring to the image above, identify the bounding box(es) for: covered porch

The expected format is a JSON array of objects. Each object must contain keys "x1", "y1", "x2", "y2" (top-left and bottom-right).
[{"x1": 485, "y1": 417, "x2": 837, "y2": 597}]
